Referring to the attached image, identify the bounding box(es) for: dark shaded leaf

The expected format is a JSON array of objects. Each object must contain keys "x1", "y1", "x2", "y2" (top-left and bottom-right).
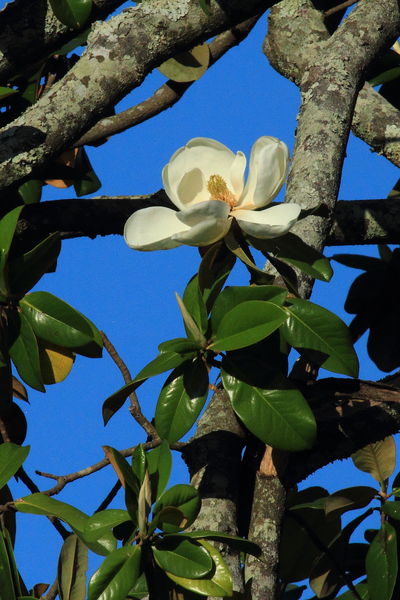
[
  {"x1": 7, "y1": 310, "x2": 45, "y2": 392},
  {"x1": 153, "y1": 538, "x2": 213, "y2": 579},
  {"x1": 57, "y1": 534, "x2": 88, "y2": 600},
  {"x1": 73, "y1": 148, "x2": 101, "y2": 196},
  {"x1": 198, "y1": 241, "x2": 236, "y2": 311},
  {"x1": 0, "y1": 206, "x2": 24, "y2": 297},
  {"x1": 0, "y1": 443, "x2": 29, "y2": 490},
  {"x1": 49, "y1": 0, "x2": 92, "y2": 29},
  {"x1": 182, "y1": 276, "x2": 208, "y2": 334},
  {"x1": 352, "y1": 437, "x2": 396, "y2": 486},
  {"x1": 153, "y1": 485, "x2": 201, "y2": 533},
  {"x1": 18, "y1": 180, "x2": 43, "y2": 205},
  {"x1": 177, "y1": 531, "x2": 261, "y2": 557},
  {"x1": 366, "y1": 522, "x2": 397, "y2": 600}
]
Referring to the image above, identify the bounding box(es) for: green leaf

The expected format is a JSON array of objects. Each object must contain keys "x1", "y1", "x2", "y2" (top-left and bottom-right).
[
  {"x1": 158, "y1": 44, "x2": 209, "y2": 83},
  {"x1": 83, "y1": 510, "x2": 130, "y2": 542},
  {"x1": 211, "y1": 285, "x2": 287, "y2": 332},
  {"x1": 0, "y1": 443, "x2": 30, "y2": 490},
  {"x1": 20, "y1": 292, "x2": 99, "y2": 350},
  {"x1": 366, "y1": 522, "x2": 397, "y2": 600},
  {"x1": 382, "y1": 501, "x2": 400, "y2": 519},
  {"x1": 221, "y1": 371, "x2": 316, "y2": 451},
  {"x1": 149, "y1": 507, "x2": 187, "y2": 535},
  {"x1": 15, "y1": 493, "x2": 115, "y2": 556},
  {"x1": 18, "y1": 180, "x2": 43, "y2": 205},
  {"x1": 210, "y1": 300, "x2": 288, "y2": 352},
  {"x1": 153, "y1": 538, "x2": 213, "y2": 579},
  {"x1": 0, "y1": 86, "x2": 17, "y2": 100},
  {"x1": 174, "y1": 531, "x2": 261, "y2": 557},
  {"x1": 103, "y1": 447, "x2": 139, "y2": 525},
  {"x1": 49, "y1": 0, "x2": 92, "y2": 29},
  {"x1": 0, "y1": 206, "x2": 24, "y2": 297},
  {"x1": 137, "y1": 471, "x2": 151, "y2": 535},
  {"x1": 8, "y1": 233, "x2": 61, "y2": 297},
  {"x1": 165, "y1": 539, "x2": 232, "y2": 597},
  {"x1": 73, "y1": 148, "x2": 101, "y2": 196},
  {"x1": 281, "y1": 297, "x2": 359, "y2": 377},
  {"x1": 0, "y1": 530, "x2": 15, "y2": 600},
  {"x1": 153, "y1": 485, "x2": 201, "y2": 533},
  {"x1": 290, "y1": 486, "x2": 377, "y2": 517},
  {"x1": 131, "y1": 445, "x2": 147, "y2": 487},
  {"x1": 147, "y1": 440, "x2": 172, "y2": 501},
  {"x1": 102, "y1": 352, "x2": 196, "y2": 425},
  {"x1": 352, "y1": 437, "x2": 396, "y2": 486},
  {"x1": 88, "y1": 545, "x2": 141, "y2": 600},
  {"x1": 8, "y1": 310, "x2": 45, "y2": 392},
  {"x1": 175, "y1": 293, "x2": 206, "y2": 347},
  {"x1": 182, "y1": 276, "x2": 208, "y2": 334},
  {"x1": 369, "y1": 66, "x2": 400, "y2": 86},
  {"x1": 336, "y1": 582, "x2": 369, "y2": 599},
  {"x1": 198, "y1": 241, "x2": 236, "y2": 311},
  {"x1": 57, "y1": 534, "x2": 88, "y2": 600},
  {"x1": 155, "y1": 359, "x2": 209, "y2": 443},
  {"x1": 158, "y1": 338, "x2": 200, "y2": 355},
  {"x1": 248, "y1": 232, "x2": 333, "y2": 282},
  {"x1": 332, "y1": 253, "x2": 383, "y2": 271},
  {"x1": 224, "y1": 229, "x2": 274, "y2": 284}
]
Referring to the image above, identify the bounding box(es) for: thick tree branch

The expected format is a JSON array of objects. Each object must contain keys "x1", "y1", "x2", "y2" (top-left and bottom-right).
[
  {"x1": 75, "y1": 15, "x2": 262, "y2": 147},
  {"x1": 0, "y1": 0, "x2": 126, "y2": 83},
  {"x1": 265, "y1": 0, "x2": 400, "y2": 170},
  {"x1": 0, "y1": 0, "x2": 274, "y2": 191},
  {"x1": 16, "y1": 195, "x2": 400, "y2": 247}
]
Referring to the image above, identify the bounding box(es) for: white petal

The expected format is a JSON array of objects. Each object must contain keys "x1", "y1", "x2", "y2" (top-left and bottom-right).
[
  {"x1": 172, "y1": 217, "x2": 232, "y2": 246},
  {"x1": 229, "y1": 151, "x2": 246, "y2": 198},
  {"x1": 177, "y1": 200, "x2": 230, "y2": 226},
  {"x1": 162, "y1": 138, "x2": 237, "y2": 210},
  {"x1": 235, "y1": 203, "x2": 301, "y2": 239},
  {"x1": 238, "y1": 137, "x2": 289, "y2": 209},
  {"x1": 124, "y1": 207, "x2": 189, "y2": 251}
]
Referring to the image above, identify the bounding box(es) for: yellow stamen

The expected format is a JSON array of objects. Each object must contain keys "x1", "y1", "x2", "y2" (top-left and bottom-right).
[{"x1": 207, "y1": 174, "x2": 236, "y2": 208}]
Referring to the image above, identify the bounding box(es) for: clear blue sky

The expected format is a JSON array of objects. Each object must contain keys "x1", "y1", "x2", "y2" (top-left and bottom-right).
[{"x1": 7, "y1": 10, "x2": 399, "y2": 591}]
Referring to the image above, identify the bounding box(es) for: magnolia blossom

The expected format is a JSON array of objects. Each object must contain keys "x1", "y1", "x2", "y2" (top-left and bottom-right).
[{"x1": 124, "y1": 136, "x2": 301, "y2": 251}]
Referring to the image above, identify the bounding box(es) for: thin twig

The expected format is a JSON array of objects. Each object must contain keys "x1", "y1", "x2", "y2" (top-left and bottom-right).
[
  {"x1": 16, "y1": 467, "x2": 70, "y2": 539},
  {"x1": 75, "y1": 14, "x2": 262, "y2": 147},
  {"x1": 324, "y1": 0, "x2": 358, "y2": 17},
  {"x1": 34, "y1": 439, "x2": 184, "y2": 497},
  {"x1": 95, "y1": 480, "x2": 122, "y2": 513},
  {"x1": 101, "y1": 331, "x2": 160, "y2": 440}
]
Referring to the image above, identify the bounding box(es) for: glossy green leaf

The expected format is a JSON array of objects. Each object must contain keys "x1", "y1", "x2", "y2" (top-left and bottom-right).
[
  {"x1": 15, "y1": 493, "x2": 115, "y2": 556},
  {"x1": 131, "y1": 445, "x2": 147, "y2": 486},
  {"x1": 155, "y1": 359, "x2": 209, "y2": 443},
  {"x1": 102, "y1": 352, "x2": 196, "y2": 425},
  {"x1": 8, "y1": 310, "x2": 45, "y2": 392},
  {"x1": 153, "y1": 485, "x2": 201, "y2": 533},
  {"x1": 0, "y1": 206, "x2": 24, "y2": 297},
  {"x1": 366, "y1": 522, "x2": 397, "y2": 600},
  {"x1": 352, "y1": 437, "x2": 396, "y2": 486},
  {"x1": 149, "y1": 507, "x2": 187, "y2": 534},
  {"x1": 57, "y1": 534, "x2": 88, "y2": 600},
  {"x1": 382, "y1": 501, "x2": 400, "y2": 519},
  {"x1": 0, "y1": 443, "x2": 30, "y2": 490},
  {"x1": 8, "y1": 233, "x2": 61, "y2": 297},
  {"x1": 49, "y1": 0, "x2": 92, "y2": 29},
  {"x1": 73, "y1": 148, "x2": 101, "y2": 197},
  {"x1": 198, "y1": 241, "x2": 236, "y2": 311},
  {"x1": 248, "y1": 232, "x2": 333, "y2": 282},
  {"x1": 224, "y1": 229, "x2": 274, "y2": 284},
  {"x1": 0, "y1": 530, "x2": 15, "y2": 600},
  {"x1": 137, "y1": 471, "x2": 151, "y2": 535},
  {"x1": 147, "y1": 440, "x2": 172, "y2": 501},
  {"x1": 158, "y1": 338, "x2": 200, "y2": 355},
  {"x1": 221, "y1": 371, "x2": 316, "y2": 451},
  {"x1": 281, "y1": 298, "x2": 359, "y2": 377},
  {"x1": 83, "y1": 510, "x2": 130, "y2": 542},
  {"x1": 126, "y1": 570, "x2": 148, "y2": 599},
  {"x1": 88, "y1": 545, "x2": 141, "y2": 600},
  {"x1": 173, "y1": 531, "x2": 261, "y2": 557},
  {"x1": 153, "y1": 538, "x2": 213, "y2": 579},
  {"x1": 210, "y1": 300, "x2": 288, "y2": 352},
  {"x1": 211, "y1": 285, "x2": 287, "y2": 332},
  {"x1": 18, "y1": 180, "x2": 42, "y2": 205},
  {"x1": 103, "y1": 446, "x2": 139, "y2": 495},
  {"x1": 182, "y1": 276, "x2": 208, "y2": 334},
  {"x1": 175, "y1": 293, "x2": 206, "y2": 347},
  {"x1": 165, "y1": 539, "x2": 232, "y2": 597},
  {"x1": 20, "y1": 292, "x2": 99, "y2": 349}
]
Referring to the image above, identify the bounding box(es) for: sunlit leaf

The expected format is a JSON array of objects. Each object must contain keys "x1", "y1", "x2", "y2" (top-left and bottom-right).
[
  {"x1": 83, "y1": 510, "x2": 130, "y2": 542},
  {"x1": 88, "y1": 545, "x2": 141, "y2": 600},
  {"x1": 352, "y1": 437, "x2": 396, "y2": 486},
  {"x1": 147, "y1": 440, "x2": 172, "y2": 501},
  {"x1": 158, "y1": 44, "x2": 209, "y2": 82},
  {"x1": 57, "y1": 534, "x2": 88, "y2": 600},
  {"x1": 0, "y1": 443, "x2": 30, "y2": 490},
  {"x1": 38, "y1": 340, "x2": 75, "y2": 384}
]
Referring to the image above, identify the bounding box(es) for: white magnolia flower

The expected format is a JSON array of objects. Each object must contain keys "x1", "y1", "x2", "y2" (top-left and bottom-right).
[{"x1": 124, "y1": 136, "x2": 301, "y2": 251}]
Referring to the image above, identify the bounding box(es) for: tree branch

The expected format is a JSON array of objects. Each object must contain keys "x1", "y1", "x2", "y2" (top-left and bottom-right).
[
  {"x1": 75, "y1": 14, "x2": 263, "y2": 147},
  {"x1": 0, "y1": 0, "x2": 126, "y2": 83},
  {"x1": 16, "y1": 194, "x2": 400, "y2": 247},
  {"x1": 0, "y1": 0, "x2": 274, "y2": 191}
]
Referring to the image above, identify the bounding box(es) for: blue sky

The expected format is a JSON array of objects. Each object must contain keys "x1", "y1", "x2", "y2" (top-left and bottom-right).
[{"x1": 6, "y1": 11, "x2": 400, "y2": 593}]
